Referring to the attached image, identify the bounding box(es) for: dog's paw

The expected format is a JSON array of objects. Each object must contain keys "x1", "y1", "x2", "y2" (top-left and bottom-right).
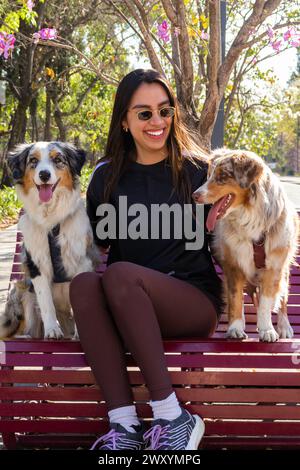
[
  {"x1": 226, "y1": 320, "x2": 248, "y2": 340},
  {"x1": 44, "y1": 322, "x2": 64, "y2": 339},
  {"x1": 276, "y1": 316, "x2": 294, "y2": 339},
  {"x1": 259, "y1": 327, "x2": 279, "y2": 342},
  {"x1": 226, "y1": 328, "x2": 248, "y2": 339}
]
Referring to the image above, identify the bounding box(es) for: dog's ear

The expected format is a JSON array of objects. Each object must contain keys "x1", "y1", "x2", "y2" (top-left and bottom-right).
[
  {"x1": 232, "y1": 152, "x2": 264, "y2": 189},
  {"x1": 7, "y1": 144, "x2": 33, "y2": 183},
  {"x1": 58, "y1": 143, "x2": 86, "y2": 176}
]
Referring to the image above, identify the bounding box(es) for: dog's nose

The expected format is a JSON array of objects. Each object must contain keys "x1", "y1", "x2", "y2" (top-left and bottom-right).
[
  {"x1": 39, "y1": 170, "x2": 51, "y2": 183},
  {"x1": 192, "y1": 192, "x2": 205, "y2": 204}
]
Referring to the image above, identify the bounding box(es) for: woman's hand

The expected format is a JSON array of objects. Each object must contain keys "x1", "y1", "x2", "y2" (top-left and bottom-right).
[{"x1": 98, "y1": 246, "x2": 110, "y2": 255}]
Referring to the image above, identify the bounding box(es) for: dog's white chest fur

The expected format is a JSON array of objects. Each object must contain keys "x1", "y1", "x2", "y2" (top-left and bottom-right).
[{"x1": 19, "y1": 199, "x2": 94, "y2": 281}]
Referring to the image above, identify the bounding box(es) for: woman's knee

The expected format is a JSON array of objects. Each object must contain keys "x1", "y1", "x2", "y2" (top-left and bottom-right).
[
  {"x1": 102, "y1": 262, "x2": 137, "y2": 287},
  {"x1": 102, "y1": 261, "x2": 140, "y2": 303},
  {"x1": 69, "y1": 272, "x2": 101, "y2": 311}
]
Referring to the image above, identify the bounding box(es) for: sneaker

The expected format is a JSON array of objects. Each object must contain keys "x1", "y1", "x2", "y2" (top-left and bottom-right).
[
  {"x1": 143, "y1": 408, "x2": 205, "y2": 450},
  {"x1": 90, "y1": 422, "x2": 146, "y2": 450}
]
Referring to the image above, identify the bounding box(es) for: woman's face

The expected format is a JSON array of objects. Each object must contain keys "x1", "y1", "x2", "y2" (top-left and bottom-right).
[{"x1": 122, "y1": 82, "x2": 173, "y2": 160}]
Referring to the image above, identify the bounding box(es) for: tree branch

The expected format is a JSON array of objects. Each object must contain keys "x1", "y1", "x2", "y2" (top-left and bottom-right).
[
  {"x1": 124, "y1": 0, "x2": 164, "y2": 74},
  {"x1": 174, "y1": 0, "x2": 194, "y2": 108},
  {"x1": 245, "y1": 21, "x2": 300, "y2": 48},
  {"x1": 33, "y1": 38, "x2": 118, "y2": 85},
  {"x1": 218, "y1": 0, "x2": 282, "y2": 97},
  {"x1": 199, "y1": 0, "x2": 221, "y2": 143}
]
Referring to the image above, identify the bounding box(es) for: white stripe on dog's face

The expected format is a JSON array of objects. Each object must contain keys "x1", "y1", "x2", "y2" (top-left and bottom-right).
[
  {"x1": 28, "y1": 142, "x2": 62, "y2": 186},
  {"x1": 23, "y1": 142, "x2": 74, "y2": 203}
]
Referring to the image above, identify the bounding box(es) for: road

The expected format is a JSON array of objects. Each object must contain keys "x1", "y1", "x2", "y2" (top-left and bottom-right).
[{"x1": 279, "y1": 176, "x2": 300, "y2": 210}]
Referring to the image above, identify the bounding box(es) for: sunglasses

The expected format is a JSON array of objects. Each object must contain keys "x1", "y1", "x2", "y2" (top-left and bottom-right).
[{"x1": 134, "y1": 106, "x2": 175, "y2": 121}]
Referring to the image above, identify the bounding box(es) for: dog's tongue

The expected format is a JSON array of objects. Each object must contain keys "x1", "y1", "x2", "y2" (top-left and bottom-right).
[
  {"x1": 38, "y1": 184, "x2": 53, "y2": 203},
  {"x1": 206, "y1": 196, "x2": 228, "y2": 232}
]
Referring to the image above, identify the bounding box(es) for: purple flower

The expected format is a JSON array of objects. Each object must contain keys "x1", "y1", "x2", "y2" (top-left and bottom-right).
[
  {"x1": 290, "y1": 36, "x2": 300, "y2": 48},
  {"x1": 0, "y1": 32, "x2": 16, "y2": 59},
  {"x1": 271, "y1": 39, "x2": 282, "y2": 52},
  {"x1": 267, "y1": 26, "x2": 275, "y2": 39},
  {"x1": 200, "y1": 31, "x2": 209, "y2": 40},
  {"x1": 27, "y1": 0, "x2": 34, "y2": 11},
  {"x1": 283, "y1": 27, "x2": 297, "y2": 41},
  {"x1": 32, "y1": 28, "x2": 57, "y2": 43},
  {"x1": 158, "y1": 20, "x2": 170, "y2": 43}
]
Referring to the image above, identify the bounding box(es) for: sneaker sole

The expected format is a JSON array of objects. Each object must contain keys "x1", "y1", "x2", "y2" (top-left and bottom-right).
[{"x1": 185, "y1": 415, "x2": 205, "y2": 450}]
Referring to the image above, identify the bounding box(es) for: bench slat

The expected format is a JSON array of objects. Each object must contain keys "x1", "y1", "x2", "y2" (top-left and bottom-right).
[
  {"x1": 1, "y1": 386, "x2": 300, "y2": 403},
  {"x1": 1, "y1": 370, "x2": 300, "y2": 386}
]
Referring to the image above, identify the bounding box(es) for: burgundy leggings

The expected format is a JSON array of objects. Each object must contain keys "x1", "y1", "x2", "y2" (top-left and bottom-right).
[{"x1": 69, "y1": 261, "x2": 218, "y2": 411}]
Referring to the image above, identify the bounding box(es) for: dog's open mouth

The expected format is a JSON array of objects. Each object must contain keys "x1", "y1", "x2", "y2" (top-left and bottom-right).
[
  {"x1": 35, "y1": 179, "x2": 60, "y2": 203},
  {"x1": 206, "y1": 193, "x2": 235, "y2": 232}
]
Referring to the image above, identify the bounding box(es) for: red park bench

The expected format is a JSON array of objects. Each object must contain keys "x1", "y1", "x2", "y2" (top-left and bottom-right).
[{"x1": 0, "y1": 214, "x2": 300, "y2": 450}]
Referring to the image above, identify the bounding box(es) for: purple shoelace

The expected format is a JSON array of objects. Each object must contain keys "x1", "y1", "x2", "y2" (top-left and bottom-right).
[
  {"x1": 90, "y1": 428, "x2": 124, "y2": 450},
  {"x1": 143, "y1": 424, "x2": 170, "y2": 450}
]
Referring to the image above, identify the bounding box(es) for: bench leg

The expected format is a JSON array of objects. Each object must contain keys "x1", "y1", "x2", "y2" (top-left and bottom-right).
[{"x1": 2, "y1": 432, "x2": 17, "y2": 450}]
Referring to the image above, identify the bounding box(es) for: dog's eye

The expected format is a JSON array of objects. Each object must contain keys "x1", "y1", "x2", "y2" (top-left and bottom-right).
[
  {"x1": 29, "y1": 158, "x2": 38, "y2": 168},
  {"x1": 53, "y1": 157, "x2": 63, "y2": 165}
]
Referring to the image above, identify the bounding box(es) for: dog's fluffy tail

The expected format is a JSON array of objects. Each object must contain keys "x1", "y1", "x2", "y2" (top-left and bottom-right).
[{"x1": 0, "y1": 281, "x2": 26, "y2": 338}]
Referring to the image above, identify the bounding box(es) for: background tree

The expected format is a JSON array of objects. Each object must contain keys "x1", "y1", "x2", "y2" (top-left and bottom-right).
[
  {"x1": 0, "y1": 0, "x2": 299, "y2": 188},
  {"x1": 0, "y1": 0, "x2": 129, "y2": 185},
  {"x1": 100, "y1": 0, "x2": 300, "y2": 149}
]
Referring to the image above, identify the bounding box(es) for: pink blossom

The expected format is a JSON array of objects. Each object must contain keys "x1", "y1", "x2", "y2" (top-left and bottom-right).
[
  {"x1": 200, "y1": 31, "x2": 209, "y2": 40},
  {"x1": 27, "y1": 0, "x2": 34, "y2": 11},
  {"x1": 267, "y1": 26, "x2": 275, "y2": 39},
  {"x1": 32, "y1": 28, "x2": 57, "y2": 43},
  {"x1": 0, "y1": 32, "x2": 16, "y2": 59},
  {"x1": 290, "y1": 36, "x2": 300, "y2": 48},
  {"x1": 158, "y1": 21, "x2": 170, "y2": 43},
  {"x1": 271, "y1": 39, "x2": 282, "y2": 52},
  {"x1": 283, "y1": 27, "x2": 297, "y2": 41}
]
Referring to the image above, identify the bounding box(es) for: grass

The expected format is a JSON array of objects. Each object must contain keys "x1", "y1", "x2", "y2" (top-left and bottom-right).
[{"x1": 0, "y1": 186, "x2": 22, "y2": 229}]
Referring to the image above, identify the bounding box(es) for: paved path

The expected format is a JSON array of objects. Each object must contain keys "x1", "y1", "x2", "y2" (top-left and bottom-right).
[
  {"x1": 279, "y1": 177, "x2": 300, "y2": 209},
  {"x1": 0, "y1": 223, "x2": 17, "y2": 315}
]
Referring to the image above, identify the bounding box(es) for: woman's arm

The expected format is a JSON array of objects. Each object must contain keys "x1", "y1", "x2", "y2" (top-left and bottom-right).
[{"x1": 86, "y1": 167, "x2": 111, "y2": 250}]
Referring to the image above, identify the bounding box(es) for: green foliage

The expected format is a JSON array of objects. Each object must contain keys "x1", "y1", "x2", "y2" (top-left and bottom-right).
[
  {"x1": 80, "y1": 163, "x2": 93, "y2": 194},
  {"x1": 0, "y1": 0, "x2": 38, "y2": 33},
  {"x1": 0, "y1": 185, "x2": 22, "y2": 225}
]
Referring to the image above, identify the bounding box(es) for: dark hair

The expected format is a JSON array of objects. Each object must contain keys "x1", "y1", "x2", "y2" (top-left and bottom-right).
[{"x1": 102, "y1": 68, "x2": 208, "y2": 203}]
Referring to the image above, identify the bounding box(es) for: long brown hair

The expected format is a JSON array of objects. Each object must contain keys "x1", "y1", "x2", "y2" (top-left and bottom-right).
[{"x1": 102, "y1": 68, "x2": 208, "y2": 203}]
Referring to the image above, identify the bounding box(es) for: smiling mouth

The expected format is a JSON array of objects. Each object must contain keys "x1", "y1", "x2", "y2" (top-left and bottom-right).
[
  {"x1": 35, "y1": 178, "x2": 61, "y2": 203},
  {"x1": 144, "y1": 129, "x2": 165, "y2": 139},
  {"x1": 206, "y1": 193, "x2": 235, "y2": 232}
]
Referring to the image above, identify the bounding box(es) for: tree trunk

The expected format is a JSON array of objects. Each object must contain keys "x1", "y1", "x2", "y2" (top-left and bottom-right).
[
  {"x1": 30, "y1": 97, "x2": 39, "y2": 142},
  {"x1": 1, "y1": 102, "x2": 29, "y2": 187},
  {"x1": 53, "y1": 105, "x2": 67, "y2": 141},
  {"x1": 44, "y1": 88, "x2": 52, "y2": 141}
]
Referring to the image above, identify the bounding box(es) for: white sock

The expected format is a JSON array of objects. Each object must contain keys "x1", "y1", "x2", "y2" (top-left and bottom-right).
[
  {"x1": 108, "y1": 405, "x2": 140, "y2": 433},
  {"x1": 150, "y1": 392, "x2": 182, "y2": 421}
]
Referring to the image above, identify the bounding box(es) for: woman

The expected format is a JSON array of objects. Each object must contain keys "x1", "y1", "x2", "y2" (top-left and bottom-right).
[{"x1": 70, "y1": 69, "x2": 223, "y2": 450}]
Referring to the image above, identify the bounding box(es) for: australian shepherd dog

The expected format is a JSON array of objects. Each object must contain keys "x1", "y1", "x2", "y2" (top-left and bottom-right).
[
  {"x1": 193, "y1": 148, "x2": 299, "y2": 342},
  {"x1": 0, "y1": 141, "x2": 99, "y2": 339}
]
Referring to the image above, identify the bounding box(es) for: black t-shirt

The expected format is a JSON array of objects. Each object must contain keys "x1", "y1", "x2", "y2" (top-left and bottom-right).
[{"x1": 87, "y1": 156, "x2": 223, "y2": 316}]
